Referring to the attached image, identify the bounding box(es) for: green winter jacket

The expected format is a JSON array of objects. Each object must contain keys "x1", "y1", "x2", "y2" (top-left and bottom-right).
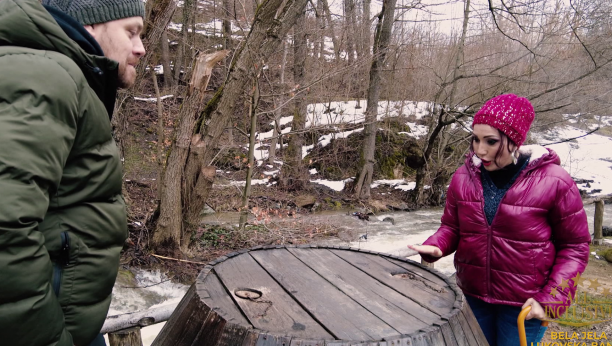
[{"x1": 0, "y1": 0, "x2": 127, "y2": 345}]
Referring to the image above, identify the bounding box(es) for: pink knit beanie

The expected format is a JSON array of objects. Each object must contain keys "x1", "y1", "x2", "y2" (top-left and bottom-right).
[{"x1": 472, "y1": 94, "x2": 535, "y2": 147}]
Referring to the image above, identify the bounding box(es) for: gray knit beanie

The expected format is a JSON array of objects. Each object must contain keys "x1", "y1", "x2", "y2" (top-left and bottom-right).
[{"x1": 42, "y1": 0, "x2": 145, "y2": 25}]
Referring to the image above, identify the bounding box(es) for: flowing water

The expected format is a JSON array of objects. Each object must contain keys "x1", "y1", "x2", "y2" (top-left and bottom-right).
[{"x1": 105, "y1": 203, "x2": 610, "y2": 345}]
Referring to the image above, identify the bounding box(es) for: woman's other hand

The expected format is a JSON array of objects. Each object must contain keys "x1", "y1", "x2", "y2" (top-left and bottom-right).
[
  {"x1": 522, "y1": 298, "x2": 546, "y2": 320},
  {"x1": 407, "y1": 244, "x2": 442, "y2": 257}
]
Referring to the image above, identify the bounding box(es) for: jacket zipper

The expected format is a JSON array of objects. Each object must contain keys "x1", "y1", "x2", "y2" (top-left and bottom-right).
[
  {"x1": 482, "y1": 171, "x2": 529, "y2": 297},
  {"x1": 486, "y1": 217, "x2": 492, "y2": 296},
  {"x1": 52, "y1": 232, "x2": 70, "y2": 296},
  {"x1": 485, "y1": 191, "x2": 508, "y2": 297},
  {"x1": 471, "y1": 153, "x2": 536, "y2": 298}
]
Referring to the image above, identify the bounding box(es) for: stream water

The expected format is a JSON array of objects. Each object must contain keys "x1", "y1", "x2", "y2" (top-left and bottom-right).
[{"x1": 105, "y1": 203, "x2": 610, "y2": 345}]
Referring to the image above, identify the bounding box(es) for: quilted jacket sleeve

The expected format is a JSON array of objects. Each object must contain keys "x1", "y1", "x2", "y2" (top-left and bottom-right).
[
  {"x1": 0, "y1": 53, "x2": 78, "y2": 346},
  {"x1": 421, "y1": 170, "x2": 462, "y2": 263},
  {"x1": 532, "y1": 176, "x2": 590, "y2": 318}
]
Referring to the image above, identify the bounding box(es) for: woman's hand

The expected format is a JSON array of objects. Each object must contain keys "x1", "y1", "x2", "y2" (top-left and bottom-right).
[
  {"x1": 522, "y1": 298, "x2": 546, "y2": 320},
  {"x1": 407, "y1": 244, "x2": 442, "y2": 257}
]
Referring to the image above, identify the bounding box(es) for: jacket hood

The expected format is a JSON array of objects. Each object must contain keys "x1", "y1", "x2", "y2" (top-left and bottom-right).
[
  {"x1": 468, "y1": 144, "x2": 560, "y2": 177},
  {"x1": 0, "y1": 0, "x2": 119, "y2": 118}
]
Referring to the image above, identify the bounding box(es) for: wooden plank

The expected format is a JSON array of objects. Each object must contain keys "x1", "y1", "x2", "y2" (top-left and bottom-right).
[
  {"x1": 152, "y1": 286, "x2": 215, "y2": 346},
  {"x1": 460, "y1": 304, "x2": 488, "y2": 346},
  {"x1": 288, "y1": 248, "x2": 437, "y2": 333},
  {"x1": 251, "y1": 248, "x2": 398, "y2": 341},
  {"x1": 256, "y1": 333, "x2": 292, "y2": 346},
  {"x1": 408, "y1": 332, "x2": 427, "y2": 346},
  {"x1": 447, "y1": 313, "x2": 469, "y2": 346},
  {"x1": 382, "y1": 336, "x2": 412, "y2": 346},
  {"x1": 190, "y1": 309, "x2": 227, "y2": 345},
  {"x1": 346, "y1": 342, "x2": 385, "y2": 346},
  {"x1": 384, "y1": 258, "x2": 449, "y2": 288},
  {"x1": 241, "y1": 331, "x2": 261, "y2": 346},
  {"x1": 324, "y1": 341, "x2": 353, "y2": 346},
  {"x1": 339, "y1": 250, "x2": 451, "y2": 295},
  {"x1": 456, "y1": 309, "x2": 479, "y2": 346},
  {"x1": 419, "y1": 326, "x2": 445, "y2": 346},
  {"x1": 199, "y1": 272, "x2": 251, "y2": 326},
  {"x1": 216, "y1": 323, "x2": 252, "y2": 346},
  {"x1": 330, "y1": 250, "x2": 454, "y2": 315},
  {"x1": 213, "y1": 253, "x2": 332, "y2": 339},
  {"x1": 290, "y1": 339, "x2": 326, "y2": 346},
  {"x1": 151, "y1": 285, "x2": 195, "y2": 346},
  {"x1": 436, "y1": 322, "x2": 459, "y2": 346}
]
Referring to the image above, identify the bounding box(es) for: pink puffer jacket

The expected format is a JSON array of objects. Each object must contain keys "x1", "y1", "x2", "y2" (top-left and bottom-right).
[{"x1": 422, "y1": 145, "x2": 590, "y2": 316}]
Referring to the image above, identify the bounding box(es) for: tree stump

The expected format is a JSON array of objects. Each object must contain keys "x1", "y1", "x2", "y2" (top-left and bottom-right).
[
  {"x1": 108, "y1": 326, "x2": 143, "y2": 346},
  {"x1": 152, "y1": 245, "x2": 488, "y2": 346}
]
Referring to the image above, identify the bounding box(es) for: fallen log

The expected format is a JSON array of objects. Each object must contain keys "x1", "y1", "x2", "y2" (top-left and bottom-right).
[{"x1": 101, "y1": 303, "x2": 178, "y2": 334}]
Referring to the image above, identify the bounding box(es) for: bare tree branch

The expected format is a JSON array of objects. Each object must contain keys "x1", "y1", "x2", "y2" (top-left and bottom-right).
[{"x1": 542, "y1": 127, "x2": 600, "y2": 146}]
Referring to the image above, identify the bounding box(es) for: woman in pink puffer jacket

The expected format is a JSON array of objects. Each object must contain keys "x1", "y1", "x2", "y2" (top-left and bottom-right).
[{"x1": 409, "y1": 94, "x2": 590, "y2": 346}]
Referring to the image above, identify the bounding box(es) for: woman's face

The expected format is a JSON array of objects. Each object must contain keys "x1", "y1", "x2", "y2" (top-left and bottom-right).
[{"x1": 472, "y1": 124, "x2": 515, "y2": 171}]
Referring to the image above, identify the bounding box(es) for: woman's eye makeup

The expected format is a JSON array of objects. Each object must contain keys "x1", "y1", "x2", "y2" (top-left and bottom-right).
[{"x1": 472, "y1": 136, "x2": 499, "y2": 145}]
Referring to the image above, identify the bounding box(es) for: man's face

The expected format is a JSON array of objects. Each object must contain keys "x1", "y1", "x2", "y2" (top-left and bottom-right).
[{"x1": 85, "y1": 17, "x2": 145, "y2": 88}]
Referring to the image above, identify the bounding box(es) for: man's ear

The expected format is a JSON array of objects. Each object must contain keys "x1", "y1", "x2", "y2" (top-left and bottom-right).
[{"x1": 83, "y1": 24, "x2": 96, "y2": 38}]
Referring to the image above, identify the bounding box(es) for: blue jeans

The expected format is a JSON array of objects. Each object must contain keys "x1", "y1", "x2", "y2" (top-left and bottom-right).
[{"x1": 466, "y1": 295, "x2": 547, "y2": 346}]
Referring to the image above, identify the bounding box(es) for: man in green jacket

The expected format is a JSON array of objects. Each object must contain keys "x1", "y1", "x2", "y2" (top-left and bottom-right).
[{"x1": 0, "y1": 0, "x2": 145, "y2": 345}]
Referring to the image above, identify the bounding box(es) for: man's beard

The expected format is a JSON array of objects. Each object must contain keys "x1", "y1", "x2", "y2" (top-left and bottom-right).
[{"x1": 117, "y1": 63, "x2": 136, "y2": 88}]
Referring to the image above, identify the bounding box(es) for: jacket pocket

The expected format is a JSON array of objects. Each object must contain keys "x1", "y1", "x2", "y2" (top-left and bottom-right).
[{"x1": 52, "y1": 232, "x2": 70, "y2": 296}]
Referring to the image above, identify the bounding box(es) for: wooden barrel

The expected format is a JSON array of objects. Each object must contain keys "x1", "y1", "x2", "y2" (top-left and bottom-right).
[{"x1": 152, "y1": 245, "x2": 488, "y2": 346}]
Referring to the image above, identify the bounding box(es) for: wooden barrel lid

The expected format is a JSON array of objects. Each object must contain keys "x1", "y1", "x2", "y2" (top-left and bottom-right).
[{"x1": 153, "y1": 245, "x2": 488, "y2": 346}]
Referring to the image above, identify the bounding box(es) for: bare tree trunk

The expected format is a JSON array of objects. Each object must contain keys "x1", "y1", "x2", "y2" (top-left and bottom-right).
[
  {"x1": 222, "y1": 0, "x2": 234, "y2": 146},
  {"x1": 321, "y1": 0, "x2": 341, "y2": 61},
  {"x1": 153, "y1": 93, "x2": 202, "y2": 250},
  {"x1": 153, "y1": 0, "x2": 311, "y2": 252},
  {"x1": 114, "y1": 0, "x2": 175, "y2": 162},
  {"x1": 354, "y1": 0, "x2": 396, "y2": 199},
  {"x1": 222, "y1": 0, "x2": 233, "y2": 49},
  {"x1": 355, "y1": 0, "x2": 370, "y2": 104},
  {"x1": 173, "y1": 0, "x2": 193, "y2": 83},
  {"x1": 313, "y1": 0, "x2": 323, "y2": 60},
  {"x1": 268, "y1": 39, "x2": 289, "y2": 165},
  {"x1": 190, "y1": 0, "x2": 197, "y2": 43},
  {"x1": 240, "y1": 79, "x2": 261, "y2": 229},
  {"x1": 344, "y1": 0, "x2": 356, "y2": 64},
  {"x1": 281, "y1": 7, "x2": 309, "y2": 190},
  {"x1": 152, "y1": 70, "x2": 165, "y2": 202},
  {"x1": 137, "y1": 0, "x2": 177, "y2": 78},
  {"x1": 349, "y1": 0, "x2": 364, "y2": 61},
  {"x1": 153, "y1": 52, "x2": 227, "y2": 251},
  {"x1": 252, "y1": 0, "x2": 259, "y2": 18},
  {"x1": 193, "y1": 0, "x2": 309, "y2": 164},
  {"x1": 160, "y1": 30, "x2": 173, "y2": 89},
  {"x1": 111, "y1": 95, "x2": 130, "y2": 160},
  {"x1": 412, "y1": 0, "x2": 470, "y2": 206},
  {"x1": 361, "y1": 0, "x2": 371, "y2": 56}
]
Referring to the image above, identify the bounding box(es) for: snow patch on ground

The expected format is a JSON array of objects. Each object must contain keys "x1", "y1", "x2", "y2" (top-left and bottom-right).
[{"x1": 534, "y1": 125, "x2": 612, "y2": 196}]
